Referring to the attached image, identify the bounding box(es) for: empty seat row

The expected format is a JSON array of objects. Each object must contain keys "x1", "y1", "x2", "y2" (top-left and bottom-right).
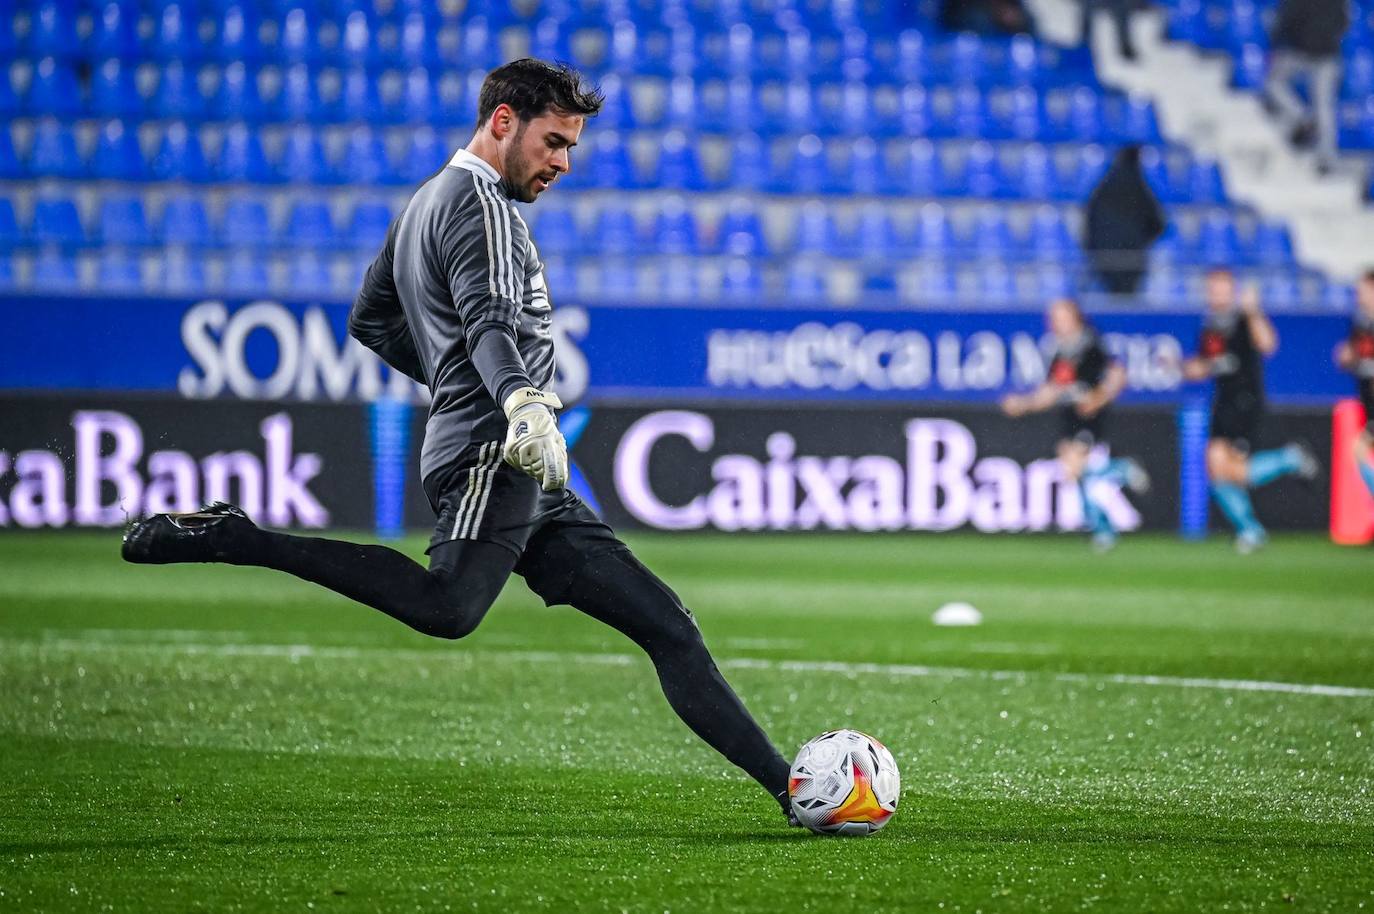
[
  {"x1": 7, "y1": 119, "x2": 1196, "y2": 205},
  {"x1": 4, "y1": 246, "x2": 1348, "y2": 309}
]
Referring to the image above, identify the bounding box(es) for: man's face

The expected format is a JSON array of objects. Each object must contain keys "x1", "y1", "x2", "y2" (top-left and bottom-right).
[
  {"x1": 1205, "y1": 272, "x2": 1235, "y2": 312},
  {"x1": 500, "y1": 110, "x2": 584, "y2": 203},
  {"x1": 1046, "y1": 299, "x2": 1079, "y2": 339},
  {"x1": 1359, "y1": 277, "x2": 1374, "y2": 314}
]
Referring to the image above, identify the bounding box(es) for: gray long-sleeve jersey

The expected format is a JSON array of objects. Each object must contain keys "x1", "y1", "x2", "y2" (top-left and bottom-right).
[{"x1": 347, "y1": 149, "x2": 555, "y2": 482}]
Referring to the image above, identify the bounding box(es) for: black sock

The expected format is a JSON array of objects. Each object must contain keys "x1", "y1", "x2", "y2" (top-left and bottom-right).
[
  {"x1": 225, "y1": 529, "x2": 515, "y2": 640},
  {"x1": 556, "y1": 550, "x2": 792, "y2": 800}
]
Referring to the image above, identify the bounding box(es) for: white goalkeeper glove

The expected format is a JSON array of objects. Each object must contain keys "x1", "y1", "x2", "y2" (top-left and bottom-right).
[{"x1": 501, "y1": 387, "x2": 567, "y2": 492}]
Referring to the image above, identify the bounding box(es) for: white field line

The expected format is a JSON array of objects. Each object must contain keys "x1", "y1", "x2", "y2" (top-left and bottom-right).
[{"x1": 5, "y1": 631, "x2": 1374, "y2": 700}]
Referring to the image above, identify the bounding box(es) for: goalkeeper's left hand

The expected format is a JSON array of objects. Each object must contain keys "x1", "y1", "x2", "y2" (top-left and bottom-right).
[{"x1": 502, "y1": 387, "x2": 567, "y2": 492}]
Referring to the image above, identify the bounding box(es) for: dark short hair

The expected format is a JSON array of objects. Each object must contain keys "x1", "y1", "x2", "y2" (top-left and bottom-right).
[
  {"x1": 477, "y1": 59, "x2": 604, "y2": 126},
  {"x1": 1363, "y1": 268, "x2": 1374, "y2": 284}
]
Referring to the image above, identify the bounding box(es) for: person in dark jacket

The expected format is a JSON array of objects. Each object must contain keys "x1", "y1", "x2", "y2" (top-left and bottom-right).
[
  {"x1": 1082, "y1": 145, "x2": 1166, "y2": 296},
  {"x1": 1264, "y1": 0, "x2": 1350, "y2": 173}
]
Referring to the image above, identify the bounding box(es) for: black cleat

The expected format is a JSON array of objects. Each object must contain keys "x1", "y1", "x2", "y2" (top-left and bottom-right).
[
  {"x1": 776, "y1": 788, "x2": 802, "y2": 828},
  {"x1": 121, "y1": 502, "x2": 257, "y2": 565}
]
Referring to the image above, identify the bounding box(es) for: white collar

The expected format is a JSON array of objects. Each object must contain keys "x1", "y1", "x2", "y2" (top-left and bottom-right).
[{"x1": 448, "y1": 148, "x2": 502, "y2": 185}]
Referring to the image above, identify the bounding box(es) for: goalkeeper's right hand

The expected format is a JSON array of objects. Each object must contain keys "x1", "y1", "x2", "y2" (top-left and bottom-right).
[{"x1": 501, "y1": 387, "x2": 567, "y2": 492}]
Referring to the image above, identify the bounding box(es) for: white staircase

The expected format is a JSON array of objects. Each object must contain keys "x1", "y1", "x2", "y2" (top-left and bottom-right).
[{"x1": 1029, "y1": 0, "x2": 1373, "y2": 283}]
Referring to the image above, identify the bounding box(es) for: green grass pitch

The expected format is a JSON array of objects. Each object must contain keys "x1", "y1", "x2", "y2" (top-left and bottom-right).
[{"x1": 1, "y1": 531, "x2": 1372, "y2": 913}]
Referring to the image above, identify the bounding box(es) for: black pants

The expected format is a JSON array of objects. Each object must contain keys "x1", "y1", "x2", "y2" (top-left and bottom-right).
[{"x1": 221, "y1": 462, "x2": 792, "y2": 806}]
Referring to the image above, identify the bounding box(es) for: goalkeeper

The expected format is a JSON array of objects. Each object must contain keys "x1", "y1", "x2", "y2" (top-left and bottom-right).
[{"x1": 122, "y1": 59, "x2": 795, "y2": 824}]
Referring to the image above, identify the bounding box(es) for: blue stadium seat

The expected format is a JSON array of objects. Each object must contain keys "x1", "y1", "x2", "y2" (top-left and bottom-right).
[
  {"x1": 948, "y1": 84, "x2": 989, "y2": 139},
  {"x1": 90, "y1": 120, "x2": 148, "y2": 182},
  {"x1": 596, "y1": 258, "x2": 639, "y2": 299},
  {"x1": 1067, "y1": 144, "x2": 1108, "y2": 199},
  {"x1": 726, "y1": 132, "x2": 770, "y2": 190},
  {"x1": 596, "y1": 73, "x2": 636, "y2": 129},
  {"x1": 160, "y1": 195, "x2": 213, "y2": 248},
  {"x1": 98, "y1": 195, "x2": 155, "y2": 247},
  {"x1": 278, "y1": 8, "x2": 320, "y2": 66},
  {"x1": 895, "y1": 29, "x2": 928, "y2": 83},
  {"x1": 540, "y1": 255, "x2": 574, "y2": 299},
  {"x1": 288, "y1": 251, "x2": 334, "y2": 297},
  {"x1": 1035, "y1": 263, "x2": 1074, "y2": 299},
  {"x1": 1344, "y1": 49, "x2": 1374, "y2": 100},
  {"x1": 217, "y1": 123, "x2": 279, "y2": 183},
  {"x1": 1002, "y1": 86, "x2": 1045, "y2": 142},
  {"x1": 1188, "y1": 156, "x2": 1227, "y2": 204},
  {"x1": 662, "y1": 76, "x2": 702, "y2": 131},
  {"x1": 1196, "y1": 211, "x2": 1239, "y2": 264},
  {"x1": 914, "y1": 202, "x2": 953, "y2": 255},
  {"x1": 32, "y1": 246, "x2": 81, "y2": 292},
  {"x1": 976, "y1": 261, "x2": 1017, "y2": 304},
  {"x1": 1065, "y1": 87, "x2": 1103, "y2": 144},
  {"x1": 0, "y1": 127, "x2": 24, "y2": 180},
  {"x1": 0, "y1": 197, "x2": 24, "y2": 248},
  {"x1": 224, "y1": 248, "x2": 269, "y2": 295},
  {"x1": 26, "y1": 58, "x2": 83, "y2": 118},
  {"x1": 394, "y1": 127, "x2": 447, "y2": 184},
  {"x1": 715, "y1": 199, "x2": 768, "y2": 256},
  {"x1": 151, "y1": 3, "x2": 204, "y2": 61},
  {"x1": 780, "y1": 134, "x2": 830, "y2": 195},
  {"x1": 213, "y1": 62, "x2": 267, "y2": 122},
  {"x1": 97, "y1": 248, "x2": 144, "y2": 292},
  {"x1": 963, "y1": 142, "x2": 1009, "y2": 198},
  {"x1": 1025, "y1": 205, "x2": 1075, "y2": 262},
  {"x1": 899, "y1": 139, "x2": 945, "y2": 197},
  {"x1": 911, "y1": 259, "x2": 956, "y2": 304},
  {"x1": 713, "y1": 257, "x2": 761, "y2": 304},
  {"x1": 286, "y1": 201, "x2": 338, "y2": 250},
  {"x1": 277, "y1": 64, "x2": 323, "y2": 123},
  {"x1": 337, "y1": 10, "x2": 376, "y2": 69},
  {"x1": 528, "y1": 206, "x2": 581, "y2": 257},
  {"x1": 790, "y1": 201, "x2": 837, "y2": 254},
  {"x1": 948, "y1": 33, "x2": 987, "y2": 86},
  {"x1": 594, "y1": 203, "x2": 640, "y2": 256},
  {"x1": 970, "y1": 206, "x2": 1014, "y2": 260},
  {"x1": 1232, "y1": 43, "x2": 1267, "y2": 90},
  {"x1": 90, "y1": 2, "x2": 141, "y2": 59},
  {"x1": 221, "y1": 199, "x2": 274, "y2": 248},
  {"x1": 338, "y1": 126, "x2": 394, "y2": 186},
  {"x1": 658, "y1": 257, "x2": 698, "y2": 302},
  {"x1": 90, "y1": 59, "x2": 144, "y2": 119},
  {"x1": 585, "y1": 131, "x2": 638, "y2": 189},
  {"x1": 338, "y1": 67, "x2": 384, "y2": 122},
  {"x1": 152, "y1": 122, "x2": 211, "y2": 183},
  {"x1": 0, "y1": 65, "x2": 17, "y2": 120},
  {"x1": 898, "y1": 85, "x2": 933, "y2": 137},
  {"x1": 153, "y1": 61, "x2": 208, "y2": 121},
  {"x1": 1261, "y1": 270, "x2": 1300, "y2": 309},
  {"x1": 399, "y1": 67, "x2": 438, "y2": 124},
  {"x1": 1251, "y1": 220, "x2": 1294, "y2": 267},
  {"x1": 653, "y1": 130, "x2": 706, "y2": 190},
  {"x1": 216, "y1": 5, "x2": 264, "y2": 63},
  {"x1": 818, "y1": 81, "x2": 874, "y2": 137},
  {"x1": 1006, "y1": 34, "x2": 1042, "y2": 85},
  {"x1": 652, "y1": 197, "x2": 701, "y2": 255},
  {"x1": 784, "y1": 257, "x2": 828, "y2": 301},
  {"x1": 26, "y1": 2, "x2": 81, "y2": 59},
  {"x1": 849, "y1": 137, "x2": 886, "y2": 196},
  {"x1": 31, "y1": 197, "x2": 86, "y2": 247},
  {"x1": 1015, "y1": 144, "x2": 1057, "y2": 200},
  {"x1": 1108, "y1": 95, "x2": 1162, "y2": 144},
  {"x1": 397, "y1": 12, "x2": 440, "y2": 69},
  {"x1": 758, "y1": 81, "x2": 813, "y2": 135},
  {"x1": 162, "y1": 246, "x2": 208, "y2": 295},
  {"x1": 848, "y1": 203, "x2": 900, "y2": 262},
  {"x1": 279, "y1": 126, "x2": 335, "y2": 184},
  {"x1": 345, "y1": 200, "x2": 392, "y2": 252}
]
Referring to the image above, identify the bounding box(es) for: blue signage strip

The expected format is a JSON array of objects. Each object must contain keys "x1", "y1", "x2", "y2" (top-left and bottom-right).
[{"x1": 0, "y1": 294, "x2": 1355, "y2": 404}]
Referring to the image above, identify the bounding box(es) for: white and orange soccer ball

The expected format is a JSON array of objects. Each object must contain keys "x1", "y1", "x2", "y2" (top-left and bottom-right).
[{"x1": 788, "y1": 729, "x2": 900, "y2": 836}]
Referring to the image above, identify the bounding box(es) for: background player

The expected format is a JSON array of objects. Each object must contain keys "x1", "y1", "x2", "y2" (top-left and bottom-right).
[
  {"x1": 1182, "y1": 268, "x2": 1318, "y2": 552},
  {"x1": 122, "y1": 59, "x2": 798, "y2": 825},
  {"x1": 1334, "y1": 269, "x2": 1374, "y2": 499},
  {"x1": 1000, "y1": 298, "x2": 1149, "y2": 551}
]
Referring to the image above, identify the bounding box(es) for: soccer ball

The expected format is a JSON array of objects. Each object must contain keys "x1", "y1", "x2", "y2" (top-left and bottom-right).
[{"x1": 788, "y1": 729, "x2": 900, "y2": 836}]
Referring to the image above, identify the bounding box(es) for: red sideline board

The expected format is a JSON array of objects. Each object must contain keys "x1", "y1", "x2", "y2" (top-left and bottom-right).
[{"x1": 1330, "y1": 399, "x2": 1374, "y2": 545}]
